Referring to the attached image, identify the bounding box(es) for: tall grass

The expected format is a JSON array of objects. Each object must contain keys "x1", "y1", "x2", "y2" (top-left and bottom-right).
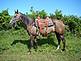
[{"x1": 0, "y1": 28, "x2": 81, "y2": 61}]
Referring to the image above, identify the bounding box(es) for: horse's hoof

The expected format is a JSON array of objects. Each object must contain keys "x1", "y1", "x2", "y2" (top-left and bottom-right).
[
  {"x1": 28, "y1": 52, "x2": 31, "y2": 55},
  {"x1": 61, "y1": 49, "x2": 65, "y2": 52},
  {"x1": 62, "y1": 49, "x2": 65, "y2": 51},
  {"x1": 56, "y1": 49, "x2": 58, "y2": 51},
  {"x1": 56, "y1": 45, "x2": 60, "y2": 50},
  {"x1": 27, "y1": 50, "x2": 31, "y2": 55},
  {"x1": 55, "y1": 48, "x2": 59, "y2": 51}
]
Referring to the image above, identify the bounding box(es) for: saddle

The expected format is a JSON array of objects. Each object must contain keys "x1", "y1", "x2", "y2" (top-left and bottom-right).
[{"x1": 37, "y1": 19, "x2": 54, "y2": 33}]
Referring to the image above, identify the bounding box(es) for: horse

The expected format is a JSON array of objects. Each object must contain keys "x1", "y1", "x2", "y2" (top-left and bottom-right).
[{"x1": 10, "y1": 10, "x2": 66, "y2": 53}]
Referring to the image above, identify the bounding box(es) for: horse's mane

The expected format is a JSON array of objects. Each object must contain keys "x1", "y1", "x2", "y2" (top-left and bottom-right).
[{"x1": 19, "y1": 12, "x2": 33, "y2": 25}]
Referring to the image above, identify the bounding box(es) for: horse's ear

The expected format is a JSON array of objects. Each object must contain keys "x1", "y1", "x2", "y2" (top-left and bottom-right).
[
  {"x1": 15, "y1": 9, "x2": 18, "y2": 14},
  {"x1": 17, "y1": 9, "x2": 18, "y2": 14}
]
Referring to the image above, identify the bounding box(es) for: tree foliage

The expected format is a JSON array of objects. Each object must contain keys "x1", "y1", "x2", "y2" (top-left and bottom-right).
[
  {"x1": 0, "y1": 8, "x2": 81, "y2": 37},
  {"x1": 0, "y1": 9, "x2": 11, "y2": 30},
  {"x1": 55, "y1": 9, "x2": 63, "y2": 20},
  {"x1": 27, "y1": 6, "x2": 47, "y2": 20}
]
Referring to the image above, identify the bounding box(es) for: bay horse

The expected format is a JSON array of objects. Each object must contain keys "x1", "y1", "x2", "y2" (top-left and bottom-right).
[{"x1": 10, "y1": 10, "x2": 66, "y2": 53}]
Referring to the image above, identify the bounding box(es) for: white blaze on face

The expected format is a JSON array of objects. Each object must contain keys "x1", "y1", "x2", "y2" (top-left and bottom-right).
[
  {"x1": 10, "y1": 19, "x2": 13, "y2": 24},
  {"x1": 9, "y1": 17, "x2": 16, "y2": 25}
]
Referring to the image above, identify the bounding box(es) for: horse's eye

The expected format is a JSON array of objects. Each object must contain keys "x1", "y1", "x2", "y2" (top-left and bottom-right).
[{"x1": 14, "y1": 16, "x2": 16, "y2": 18}]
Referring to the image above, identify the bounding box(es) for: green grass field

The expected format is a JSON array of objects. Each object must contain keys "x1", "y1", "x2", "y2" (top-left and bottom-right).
[{"x1": 0, "y1": 28, "x2": 81, "y2": 61}]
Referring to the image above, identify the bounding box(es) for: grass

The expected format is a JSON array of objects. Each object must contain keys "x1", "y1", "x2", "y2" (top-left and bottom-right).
[{"x1": 0, "y1": 28, "x2": 81, "y2": 61}]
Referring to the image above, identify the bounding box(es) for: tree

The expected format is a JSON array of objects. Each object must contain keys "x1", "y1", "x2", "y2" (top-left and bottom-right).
[
  {"x1": 0, "y1": 9, "x2": 11, "y2": 30},
  {"x1": 38, "y1": 10, "x2": 47, "y2": 19},
  {"x1": 28, "y1": 7, "x2": 47, "y2": 20},
  {"x1": 50, "y1": 13, "x2": 55, "y2": 19},
  {"x1": 55, "y1": 9, "x2": 63, "y2": 20}
]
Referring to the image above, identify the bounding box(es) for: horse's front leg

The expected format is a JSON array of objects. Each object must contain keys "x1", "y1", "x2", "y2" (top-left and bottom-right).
[
  {"x1": 29, "y1": 35, "x2": 34, "y2": 53},
  {"x1": 29, "y1": 35, "x2": 38, "y2": 53}
]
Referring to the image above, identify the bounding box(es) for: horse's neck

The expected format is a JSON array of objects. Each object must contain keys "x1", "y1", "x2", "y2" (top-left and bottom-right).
[{"x1": 21, "y1": 15, "x2": 33, "y2": 26}]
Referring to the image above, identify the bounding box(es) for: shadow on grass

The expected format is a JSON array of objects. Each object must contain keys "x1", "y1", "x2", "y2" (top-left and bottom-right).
[
  {"x1": 11, "y1": 37, "x2": 57, "y2": 50},
  {"x1": 11, "y1": 39, "x2": 30, "y2": 49},
  {"x1": 37, "y1": 38, "x2": 57, "y2": 47}
]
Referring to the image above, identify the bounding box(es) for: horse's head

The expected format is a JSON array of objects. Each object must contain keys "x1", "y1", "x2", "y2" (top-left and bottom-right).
[{"x1": 9, "y1": 10, "x2": 21, "y2": 27}]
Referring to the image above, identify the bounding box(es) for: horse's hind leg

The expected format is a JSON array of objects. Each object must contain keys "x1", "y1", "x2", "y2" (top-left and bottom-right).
[
  {"x1": 55, "y1": 32, "x2": 61, "y2": 50},
  {"x1": 60, "y1": 35, "x2": 66, "y2": 51}
]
